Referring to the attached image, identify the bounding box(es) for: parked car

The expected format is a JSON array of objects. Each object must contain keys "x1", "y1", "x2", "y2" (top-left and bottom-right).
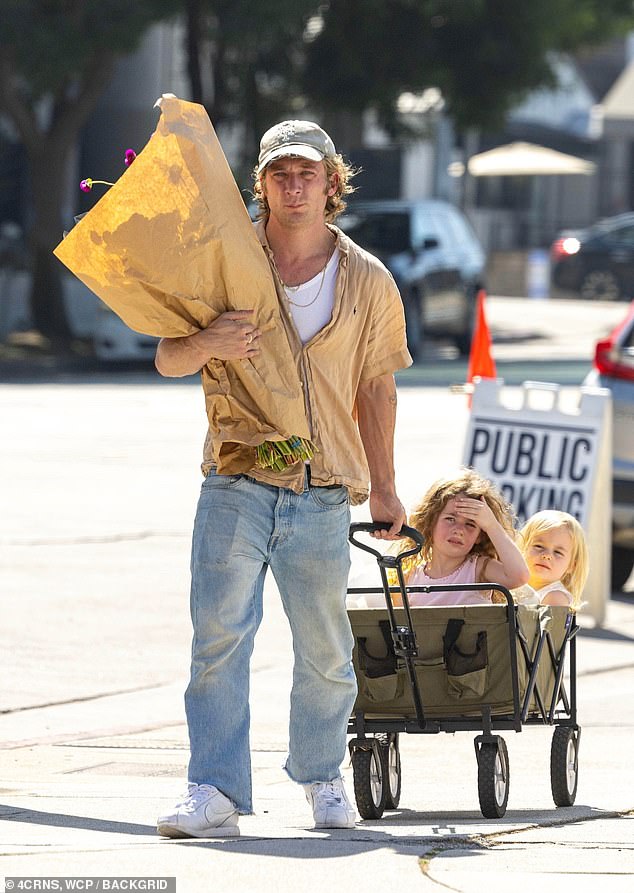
[
  {"x1": 337, "y1": 200, "x2": 486, "y2": 360},
  {"x1": 584, "y1": 300, "x2": 634, "y2": 590},
  {"x1": 93, "y1": 302, "x2": 159, "y2": 362},
  {"x1": 551, "y1": 213, "x2": 634, "y2": 301}
]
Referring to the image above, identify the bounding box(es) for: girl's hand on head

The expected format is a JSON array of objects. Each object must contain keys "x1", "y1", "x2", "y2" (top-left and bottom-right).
[{"x1": 454, "y1": 495, "x2": 497, "y2": 532}]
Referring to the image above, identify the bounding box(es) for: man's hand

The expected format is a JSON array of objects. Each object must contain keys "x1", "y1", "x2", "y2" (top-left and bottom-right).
[
  {"x1": 369, "y1": 489, "x2": 407, "y2": 540},
  {"x1": 195, "y1": 310, "x2": 261, "y2": 361},
  {"x1": 155, "y1": 310, "x2": 260, "y2": 377}
]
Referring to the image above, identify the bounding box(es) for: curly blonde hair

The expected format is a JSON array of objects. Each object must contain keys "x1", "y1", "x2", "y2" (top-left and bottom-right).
[
  {"x1": 518, "y1": 511, "x2": 589, "y2": 608},
  {"x1": 397, "y1": 468, "x2": 518, "y2": 580},
  {"x1": 252, "y1": 154, "x2": 358, "y2": 223}
]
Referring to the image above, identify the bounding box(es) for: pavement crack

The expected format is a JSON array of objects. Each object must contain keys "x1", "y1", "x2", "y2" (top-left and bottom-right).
[
  {"x1": 417, "y1": 809, "x2": 634, "y2": 884},
  {"x1": 0, "y1": 682, "x2": 170, "y2": 715},
  {"x1": 468, "y1": 807, "x2": 634, "y2": 846}
]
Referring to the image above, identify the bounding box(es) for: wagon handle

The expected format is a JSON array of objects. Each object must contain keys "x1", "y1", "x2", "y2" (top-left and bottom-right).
[{"x1": 348, "y1": 522, "x2": 423, "y2": 563}]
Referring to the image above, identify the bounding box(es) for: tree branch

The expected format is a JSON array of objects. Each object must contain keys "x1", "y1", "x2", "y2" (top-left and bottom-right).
[
  {"x1": 48, "y1": 50, "x2": 117, "y2": 151},
  {"x1": 0, "y1": 50, "x2": 40, "y2": 148}
]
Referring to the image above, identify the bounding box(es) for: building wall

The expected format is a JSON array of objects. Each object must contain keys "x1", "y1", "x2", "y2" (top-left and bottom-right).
[{"x1": 80, "y1": 22, "x2": 190, "y2": 191}]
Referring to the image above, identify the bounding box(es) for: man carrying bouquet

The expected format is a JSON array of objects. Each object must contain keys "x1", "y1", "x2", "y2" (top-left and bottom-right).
[{"x1": 155, "y1": 120, "x2": 411, "y2": 837}]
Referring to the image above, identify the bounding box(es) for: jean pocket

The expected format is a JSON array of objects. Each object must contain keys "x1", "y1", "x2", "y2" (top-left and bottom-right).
[
  {"x1": 309, "y1": 485, "x2": 349, "y2": 508},
  {"x1": 202, "y1": 469, "x2": 243, "y2": 489}
]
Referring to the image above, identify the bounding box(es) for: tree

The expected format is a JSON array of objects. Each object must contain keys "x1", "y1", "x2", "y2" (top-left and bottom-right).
[
  {"x1": 0, "y1": 1, "x2": 180, "y2": 345},
  {"x1": 183, "y1": 1, "x2": 319, "y2": 181},
  {"x1": 303, "y1": 0, "x2": 634, "y2": 133}
]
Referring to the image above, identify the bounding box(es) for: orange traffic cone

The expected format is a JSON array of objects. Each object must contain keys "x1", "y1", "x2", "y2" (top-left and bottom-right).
[{"x1": 467, "y1": 289, "x2": 496, "y2": 404}]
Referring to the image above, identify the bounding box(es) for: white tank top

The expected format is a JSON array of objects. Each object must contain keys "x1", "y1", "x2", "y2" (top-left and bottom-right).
[{"x1": 284, "y1": 248, "x2": 340, "y2": 344}]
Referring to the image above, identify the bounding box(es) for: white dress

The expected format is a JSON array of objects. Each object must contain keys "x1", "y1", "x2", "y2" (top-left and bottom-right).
[{"x1": 512, "y1": 580, "x2": 572, "y2": 606}]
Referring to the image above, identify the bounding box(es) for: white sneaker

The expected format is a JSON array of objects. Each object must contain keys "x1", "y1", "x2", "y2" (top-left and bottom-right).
[
  {"x1": 304, "y1": 777, "x2": 356, "y2": 829},
  {"x1": 157, "y1": 783, "x2": 240, "y2": 838}
]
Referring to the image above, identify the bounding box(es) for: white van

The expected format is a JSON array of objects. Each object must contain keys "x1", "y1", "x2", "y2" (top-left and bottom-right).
[
  {"x1": 61, "y1": 276, "x2": 158, "y2": 361},
  {"x1": 93, "y1": 302, "x2": 159, "y2": 361}
]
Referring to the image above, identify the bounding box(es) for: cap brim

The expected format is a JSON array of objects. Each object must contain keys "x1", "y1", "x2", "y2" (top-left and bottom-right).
[{"x1": 258, "y1": 144, "x2": 324, "y2": 173}]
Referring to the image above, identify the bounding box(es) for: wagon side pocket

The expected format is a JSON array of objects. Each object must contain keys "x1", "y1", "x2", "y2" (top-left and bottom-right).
[
  {"x1": 443, "y1": 618, "x2": 489, "y2": 699},
  {"x1": 356, "y1": 621, "x2": 401, "y2": 701}
]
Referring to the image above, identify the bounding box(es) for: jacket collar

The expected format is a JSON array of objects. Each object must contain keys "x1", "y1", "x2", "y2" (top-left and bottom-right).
[{"x1": 254, "y1": 217, "x2": 349, "y2": 267}]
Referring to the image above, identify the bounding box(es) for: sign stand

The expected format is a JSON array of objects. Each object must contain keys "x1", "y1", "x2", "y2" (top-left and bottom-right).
[{"x1": 463, "y1": 378, "x2": 613, "y2": 625}]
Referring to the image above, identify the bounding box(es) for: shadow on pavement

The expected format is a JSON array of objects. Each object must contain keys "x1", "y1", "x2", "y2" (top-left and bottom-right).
[
  {"x1": 155, "y1": 806, "x2": 611, "y2": 857},
  {"x1": 578, "y1": 625, "x2": 634, "y2": 643},
  {"x1": 0, "y1": 804, "x2": 155, "y2": 836}
]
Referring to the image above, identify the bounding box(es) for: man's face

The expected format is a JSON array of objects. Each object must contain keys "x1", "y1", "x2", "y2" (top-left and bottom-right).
[{"x1": 262, "y1": 156, "x2": 337, "y2": 229}]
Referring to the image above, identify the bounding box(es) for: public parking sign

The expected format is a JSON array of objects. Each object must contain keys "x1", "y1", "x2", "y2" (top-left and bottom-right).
[{"x1": 463, "y1": 379, "x2": 612, "y2": 624}]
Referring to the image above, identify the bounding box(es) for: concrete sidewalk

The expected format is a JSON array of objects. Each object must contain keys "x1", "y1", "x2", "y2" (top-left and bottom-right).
[
  {"x1": 1, "y1": 590, "x2": 633, "y2": 891},
  {"x1": 1, "y1": 377, "x2": 633, "y2": 891}
]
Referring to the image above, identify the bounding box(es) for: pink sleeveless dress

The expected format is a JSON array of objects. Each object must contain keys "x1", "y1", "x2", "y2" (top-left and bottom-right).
[{"x1": 405, "y1": 556, "x2": 492, "y2": 606}]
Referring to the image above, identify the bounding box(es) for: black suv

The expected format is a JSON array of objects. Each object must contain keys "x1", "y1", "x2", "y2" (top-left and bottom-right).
[
  {"x1": 551, "y1": 213, "x2": 634, "y2": 301},
  {"x1": 337, "y1": 199, "x2": 486, "y2": 360}
]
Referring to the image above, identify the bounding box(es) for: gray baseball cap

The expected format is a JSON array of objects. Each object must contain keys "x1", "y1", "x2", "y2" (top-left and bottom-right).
[{"x1": 257, "y1": 120, "x2": 336, "y2": 173}]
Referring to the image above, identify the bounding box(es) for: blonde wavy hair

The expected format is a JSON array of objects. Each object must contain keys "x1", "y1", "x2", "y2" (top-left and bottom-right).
[
  {"x1": 396, "y1": 468, "x2": 518, "y2": 581},
  {"x1": 518, "y1": 511, "x2": 589, "y2": 608},
  {"x1": 252, "y1": 154, "x2": 358, "y2": 223}
]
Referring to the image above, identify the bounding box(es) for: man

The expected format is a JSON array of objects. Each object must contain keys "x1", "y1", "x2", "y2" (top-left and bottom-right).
[{"x1": 155, "y1": 120, "x2": 411, "y2": 838}]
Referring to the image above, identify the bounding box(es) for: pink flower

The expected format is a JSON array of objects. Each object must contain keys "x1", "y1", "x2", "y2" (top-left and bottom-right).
[
  {"x1": 78, "y1": 177, "x2": 114, "y2": 193},
  {"x1": 125, "y1": 149, "x2": 137, "y2": 167}
]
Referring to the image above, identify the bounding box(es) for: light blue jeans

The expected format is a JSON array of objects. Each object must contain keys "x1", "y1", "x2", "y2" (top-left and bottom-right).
[{"x1": 185, "y1": 468, "x2": 356, "y2": 813}]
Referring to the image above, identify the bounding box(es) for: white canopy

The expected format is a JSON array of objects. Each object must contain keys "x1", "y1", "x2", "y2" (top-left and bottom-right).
[
  {"x1": 467, "y1": 142, "x2": 596, "y2": 176},
  {"x1": 600, "y1": 60, "x2": 634, "y2": 121}
]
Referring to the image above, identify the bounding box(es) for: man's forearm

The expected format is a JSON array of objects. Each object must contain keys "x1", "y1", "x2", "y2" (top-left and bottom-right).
[
  {"x1": 155, "y1": 309, "x2": 260, "y2": 377},
  {"x1": 155, "y1": 333, "x2": 209, "y2": 378},
  {"x1": 356, "y1": 373, "x2": 398, "y2": 495}
]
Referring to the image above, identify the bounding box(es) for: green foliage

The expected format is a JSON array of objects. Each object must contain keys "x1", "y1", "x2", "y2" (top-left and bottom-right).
[
  {"x1": 192, "y1": 0, "x2": 319, "y2": 178},
  {"x1": 199, "y1": 0, "x2": 318, "y2": 121},
  {"x1": 0, "y1": 0, "x2": 180, "y2": 101},
  {"x1": 304, "y1": 0, "x2": 634, "y2": 130},
  {"x1": 0, "y1": 0, "x2": 183, "y2": 342}
]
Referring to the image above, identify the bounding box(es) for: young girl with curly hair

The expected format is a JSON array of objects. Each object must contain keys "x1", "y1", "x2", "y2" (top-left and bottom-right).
[{"x1": 396, "y1": 468, "x2": 528, "y2": 606}]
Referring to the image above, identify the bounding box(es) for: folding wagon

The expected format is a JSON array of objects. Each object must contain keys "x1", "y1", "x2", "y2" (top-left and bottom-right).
[{"x1": 346, "y1": 522, "x2": 581, "y2": 819}]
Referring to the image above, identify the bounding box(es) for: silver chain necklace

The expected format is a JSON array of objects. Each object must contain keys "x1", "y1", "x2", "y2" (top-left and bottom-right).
[{"x1": 271, "y1": 245, "x2": 334, "y2": 309}]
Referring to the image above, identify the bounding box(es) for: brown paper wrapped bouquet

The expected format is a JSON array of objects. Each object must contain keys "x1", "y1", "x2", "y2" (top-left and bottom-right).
[{"x1": 54, "y1": 94, "x2": 313, "y2": 473}]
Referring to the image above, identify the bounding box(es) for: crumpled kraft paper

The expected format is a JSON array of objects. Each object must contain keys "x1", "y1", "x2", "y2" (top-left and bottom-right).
[{"x1": 54, "y1": 94, "x2": 310, "y2": 472}]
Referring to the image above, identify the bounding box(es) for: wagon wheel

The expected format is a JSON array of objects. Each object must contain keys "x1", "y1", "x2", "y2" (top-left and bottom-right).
[
  {"x1": 381, "y1": 733, "x2": 402, "y2": 810},
  {"x1": 477, "y1": 738, "x2": 510, "y2": 818},
  {"x1": 551, "y1": 726, "x2": 579, "y2": 807},
  {"x1": 351, "y1": 745, "x2": 387, "y2": 819}
]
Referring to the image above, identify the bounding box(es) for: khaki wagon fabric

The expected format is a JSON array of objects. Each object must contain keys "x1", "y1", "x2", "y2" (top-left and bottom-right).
[{"x1": 349, "y1": 604, "x2": 570, "y2": 718}]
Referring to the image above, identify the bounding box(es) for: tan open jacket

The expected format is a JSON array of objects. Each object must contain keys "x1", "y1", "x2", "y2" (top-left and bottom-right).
[{"x1": 225, "y1": 221, "x2": 411, "y2": 503}]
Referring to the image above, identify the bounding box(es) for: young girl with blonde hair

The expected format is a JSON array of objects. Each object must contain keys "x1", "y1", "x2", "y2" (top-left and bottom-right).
[
  {"x1": 513, "y1": 510, "x2": 589, "y2": 609},
  {"x1": 396, "y1": 468, "x2": 529, "y2": 605}
]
